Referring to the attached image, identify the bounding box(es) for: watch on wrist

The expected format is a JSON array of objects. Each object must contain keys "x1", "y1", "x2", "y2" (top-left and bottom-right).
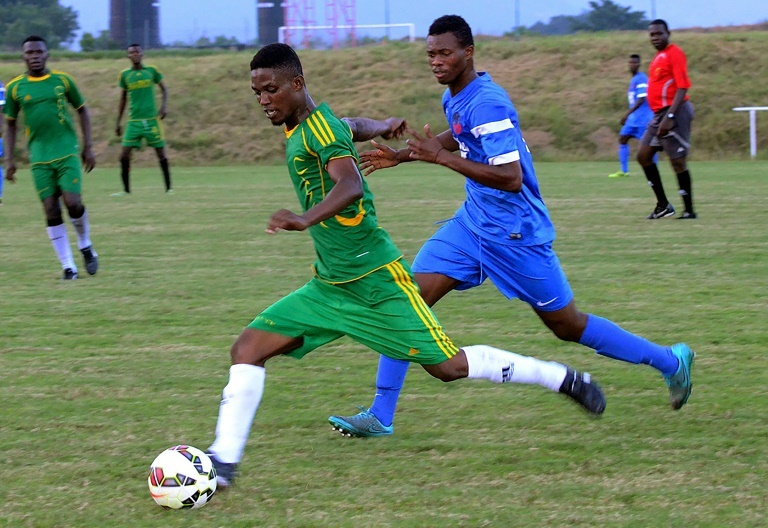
[{"x1": 667, "y1": 112, "x2": 675, "y2": 119}]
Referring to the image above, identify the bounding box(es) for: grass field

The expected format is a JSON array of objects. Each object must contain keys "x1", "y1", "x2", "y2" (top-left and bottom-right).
[{"x1": 1, "y1": 160, "x2": 766, "y2": 527}]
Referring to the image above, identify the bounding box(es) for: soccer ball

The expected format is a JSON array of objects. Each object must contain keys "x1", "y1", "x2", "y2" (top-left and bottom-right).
[{"x1": 148, "y1": 445, "x2": 217, "y2": 509}]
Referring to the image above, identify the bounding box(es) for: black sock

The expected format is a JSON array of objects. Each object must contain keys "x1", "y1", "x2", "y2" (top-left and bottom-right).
[
  {"x1": 120, "y1": 158, "x2": 131, "y2": 193},
  {"x1": 160, "y1": 159, "x2": 171, "y2": 191},
  {"x1": 642, "y1": 163, "x2": 668, "y2": 206},
  {"x1": 676, "y1": 170, "x2": 693, "y2": 213}
]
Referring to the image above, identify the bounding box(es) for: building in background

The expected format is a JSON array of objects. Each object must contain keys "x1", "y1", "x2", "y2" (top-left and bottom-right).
[
  {"x1": 257, "y1": 2, "x2": 285, "y2": 45},
  {"x1": 110, "y1": 0, "x2": 161, "y2": 48}
]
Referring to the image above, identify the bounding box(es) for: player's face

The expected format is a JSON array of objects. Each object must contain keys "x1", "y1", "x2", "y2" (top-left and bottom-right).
[
  {"x1": 22, "y1": 41, "x2": 48, "y2": 74},
  {"x1": 127, "y1": 46, "x2": 143, "y2": 65},
  {"x1": 251, "y1": 67, "x2": 303, "y2": 127},
  {"x1": 628, "y1": 57, "x2": 640, "y2": 74},
  {"x1": 426, "y1": 32, "x2": 473, "y2": 86},
  {"x1": 649, "y1": 24, "x2": 669, "y2": 50}
]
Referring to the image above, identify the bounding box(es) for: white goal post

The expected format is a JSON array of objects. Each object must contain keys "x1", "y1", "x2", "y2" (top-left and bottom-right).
[
  {"x1": 278, "y1": 23, "x2": 416, "y2": 46},
  {"x1": 732, "y1": 106, "x2": 768, "y2": 159}
]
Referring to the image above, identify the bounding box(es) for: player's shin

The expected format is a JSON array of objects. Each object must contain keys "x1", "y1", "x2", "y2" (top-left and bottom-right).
[
  {"x1": 208, "y1": 364, "x2": 265, "y2": 464},
  {"x1": 463, "y1": 345, "x2": 567, "y2": 390}
]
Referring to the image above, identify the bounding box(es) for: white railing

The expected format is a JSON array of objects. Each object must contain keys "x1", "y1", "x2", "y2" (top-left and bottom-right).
[
  {"x1": 732, "y1": 106, "x2": 768, "y2": 158},
  {"x1": 278, "y1": 23, "x2": 416, "y2": 46}
]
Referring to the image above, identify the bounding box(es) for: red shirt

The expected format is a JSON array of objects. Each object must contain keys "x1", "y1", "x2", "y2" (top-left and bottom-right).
[{"x1": 647, "y1": 43, "x2": 691, "y2": 112}]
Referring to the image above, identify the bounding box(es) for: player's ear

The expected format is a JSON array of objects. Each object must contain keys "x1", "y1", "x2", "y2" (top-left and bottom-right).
[
  {"x1": 292, "y1": 75, "x2": 306, "y2": 91},
  {"x1": 465, "y1": 44, "x2": 474, "y2": 61}
]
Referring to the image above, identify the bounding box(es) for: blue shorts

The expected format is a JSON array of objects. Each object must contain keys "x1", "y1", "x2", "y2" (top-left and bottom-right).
[
  {"x1": 620, "y1": 123, "x2": 646, "y2": 139},
  {"x1": 412, "y1": 219, "x2": 573, "y2": 311}
]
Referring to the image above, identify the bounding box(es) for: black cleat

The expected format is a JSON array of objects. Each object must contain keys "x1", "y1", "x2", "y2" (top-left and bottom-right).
[
  {"x1": 62, "y1": 268, "x2": 78, "y2": 280},
  {"x1": 80, "y1": 246, "x2": 99, "y2": 275},
  {"x1": 646, "y1": 203, "x2": 675, "y2": 219},
  {"x1": 677, "y1": 211, "x2": 697, "y2": 220},
  {"x1": 559, "y1": 368, "x2": 606, "y2": 415},
  {"x1": 206, "y1": 452, "x2": 238, "y2": 489}
]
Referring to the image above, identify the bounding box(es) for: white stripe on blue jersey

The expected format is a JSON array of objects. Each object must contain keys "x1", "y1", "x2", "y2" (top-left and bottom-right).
[{"x1": 470, "y1": 118, "x2": 515, "y2": 138}]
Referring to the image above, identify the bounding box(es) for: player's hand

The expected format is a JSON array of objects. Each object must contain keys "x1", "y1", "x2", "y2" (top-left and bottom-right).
[
  {"x1": 5, "y1": 162, "x2": 17, "y2": 183},
  {"x1": 359, "y1": 140, "x2": 399, "y2": 176},
  {"x1": 381, "y1": 117, "x2": 407, "y2": 140},
  {"x1": 657, "y1": 117, "x2": 673, "y2": 137},
  {"x1": 82, "y1": 147, "x2": 96, "y2": 173},
  {"x1": 266, "y1": 209, "x2": 310, "y2": 234},
  {"x1": 406, "y1": 124, "x2": 445, "y2": 163},
  {"x1": 115, "y1": 125, "x2": 122, "y2": 137}
]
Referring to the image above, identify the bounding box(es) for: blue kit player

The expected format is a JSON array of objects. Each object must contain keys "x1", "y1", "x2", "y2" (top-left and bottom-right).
[
  {"x1": 608, "y1": 54, "x2": 655, "y2": 178},
  {"x1": 328, "y1": 15, "x2": 695, "y2": 438}
]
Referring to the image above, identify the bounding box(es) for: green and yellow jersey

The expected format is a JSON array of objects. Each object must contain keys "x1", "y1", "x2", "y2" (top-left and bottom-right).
[
  {"x1": 119, "y1": 65, "x2": 162, "y2": 120},
  {"x1": 285, "y1": 102, "x2": 402, "y2": 283},
  {"x1": 3, "y1": 70, "x2": 85, "y2": 164}
]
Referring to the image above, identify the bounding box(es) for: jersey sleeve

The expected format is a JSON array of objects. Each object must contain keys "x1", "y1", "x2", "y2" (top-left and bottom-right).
[
  {"x1": 305, "y1": 110, "x2": 357, "y2": 169},
  {"x1": 670, "y1": 47, "x2": 692, "y2": 90},
  {"x1": 152, "y1": 66, "x2": 163, "y2": 83},
  {"x1": 0, "y1": 83, "x2": 5, "y2": 106},
  {"x1": 62, "y1": 73, "x2": 86, "y2": 109},
  {"x1": 635, "y1": 73, "x2": 648, "y2": 98},
  {"x1": 470, "y1": 102, "x2": 522, "y2": 166},
  {"x1": 118, "y1": 70, "x2": 127, "y2": 89},
  {"x1": 3, "y1": 80, "x2": 19, "y2": 119}
]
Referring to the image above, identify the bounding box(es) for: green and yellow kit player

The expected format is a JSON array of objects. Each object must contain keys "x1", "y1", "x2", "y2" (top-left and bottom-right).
[
  {"x1": 3, "y1": 35, "x2": 98, "y2": 280},
  {"x1": 114, "y1": 43, "x2": 171, "y2": 195}
]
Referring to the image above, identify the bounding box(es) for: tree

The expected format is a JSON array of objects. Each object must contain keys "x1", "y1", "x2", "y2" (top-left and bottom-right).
[
  {"x1": 568, "y1": 0, "x2": 649, "y2": 32},
  {"x1": 0, "y1": 0, "x2": 79, "y2": 49}
]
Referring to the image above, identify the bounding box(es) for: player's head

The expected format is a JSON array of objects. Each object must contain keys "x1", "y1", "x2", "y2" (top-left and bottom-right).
[
  {"x1": 628, "y1": 53, "x2": 641, "y2": 74},
  {"x1": 426, "y1": 15, "x2": 475, "y2": 87},
  {"x1": 250, "y1": 43, "x2": 307, "y2": 128},
  {"x1": 649, "y1": 19, "x2": 670, "y2": 51},
  {"x1": 127, "y1": 43, "x2": 143, "y2": 65},
  {"x1": 22, "y1": 35, "x2": 48, "y2": 75}
]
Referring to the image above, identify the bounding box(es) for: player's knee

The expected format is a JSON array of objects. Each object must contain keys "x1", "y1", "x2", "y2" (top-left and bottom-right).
[{"x1": 423, "y1": 356, "x2": 466, "y2": 382}]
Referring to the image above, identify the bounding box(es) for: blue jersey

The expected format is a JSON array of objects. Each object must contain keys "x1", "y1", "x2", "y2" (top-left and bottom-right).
[
  {"x1": 626, "y1": 72, "x2": 653, "y2": 127},
  {"x1": 442, "y1": 72, "x2": 554, "y2": 246}
]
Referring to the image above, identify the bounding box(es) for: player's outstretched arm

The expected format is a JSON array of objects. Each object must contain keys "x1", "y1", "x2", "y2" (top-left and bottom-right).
[{"x1": 343, "y1": 117, "x2": 407, "y2": 142}]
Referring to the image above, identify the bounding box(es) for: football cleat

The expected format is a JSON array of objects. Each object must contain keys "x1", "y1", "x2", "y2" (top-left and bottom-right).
[
  {"x1": 80, "y1": 246, "x2": 99, "y2": 275},
  {"x1": 677, "y1": 211, "x2": 697, "y2": 220},
  {"x1": 664, "y1": 343, "x2": 695, "y2": 410},
  {"x1": 62, "y1": 268, "x2": 78, "y2": 280},
  {"x1": 206, "y1": 452, "x2": 238, "y2": 489},
  {"x1": 646, "y1": 203, "x2": 675, "y2": 219},
  {"x1": 328, "y1": 407, "x2": 394, "y2": 438},
  {"x1": 608, "y1": 171, "x2": 630, "y2": 178},
  {"x1": 559, "y1": 368, "x2": 606, "y2": 415}
]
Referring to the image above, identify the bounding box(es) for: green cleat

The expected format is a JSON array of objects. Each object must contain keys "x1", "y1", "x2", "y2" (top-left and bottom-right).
[
  {"x1": 329, "y1": 407, "x2": 394, "y2": 438},
  {"x1": 608, "y1": 171, "x2": 630, "y2": 178},
  {"x1": 664, "y1": 343, "x2": 695, "y2": 410}
]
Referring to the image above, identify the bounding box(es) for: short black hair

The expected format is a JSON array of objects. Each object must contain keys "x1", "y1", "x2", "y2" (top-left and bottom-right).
[
  {"x1": 250, "y1": 43, "x2": 303, "y2": 78},
  {"x1": 649, "y1": 19, "x2": 669, "y2": 31},
  {"x1": 428, "y1": 15, "x2": 474, "y2": 48},
  {"x1": 23, "y1": 35, "x2": 46, "y2": 46},
  {"x1": 127, "y1": 43, "x2": 142, "y2": 49},
  {"x1": 630, "y1": 54, "x2": 641, "y2": 60}
]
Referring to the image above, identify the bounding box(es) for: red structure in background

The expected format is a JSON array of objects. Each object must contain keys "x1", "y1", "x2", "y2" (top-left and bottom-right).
[{"x1": 280, "y1": 0, "x2": 356, "y2": 49}]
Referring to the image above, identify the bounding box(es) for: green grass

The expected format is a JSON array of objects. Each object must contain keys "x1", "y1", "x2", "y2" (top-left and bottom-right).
[{"x1": 1, "y1": 161, "x2": 766, "y2": 527}]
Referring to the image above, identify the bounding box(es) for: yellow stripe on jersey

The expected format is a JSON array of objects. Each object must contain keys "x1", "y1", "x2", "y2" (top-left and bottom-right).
[
  {"x1": 51, "y1": 71, "x2": 71, "y2": 91},
  {"x1": 386, "y1": 261, "x2": 458, "y2": 359},
  {"x1": 335, "y1": 200, "x2": 366, "y2": 226},
  {"x1": 306, "y1": 114, "x2": 331, "y2": 146},
  {"x1": 314, "y1": 111, "x2": 337, "y2": 143}
]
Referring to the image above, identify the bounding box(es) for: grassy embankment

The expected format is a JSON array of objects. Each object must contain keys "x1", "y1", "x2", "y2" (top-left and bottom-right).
[{"x1": 1, "y1": 29, "x2": 768, "y2": 167}]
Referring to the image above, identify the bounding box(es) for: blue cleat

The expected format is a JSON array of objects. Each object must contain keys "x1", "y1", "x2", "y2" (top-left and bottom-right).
[
  {"x1": 206, "y1": 451, "x2": 238, "y2": 489},
  {"x1": 328, "y1": 407, "x2": 394, "y2": 438},
  {"x1": 665, "y1": 343, "x2": 695, "y2": 410}
]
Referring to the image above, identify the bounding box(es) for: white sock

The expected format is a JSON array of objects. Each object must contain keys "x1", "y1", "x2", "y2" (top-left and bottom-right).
[
  {"x1": 463, "y1": 344, "x2": 567, "y2": 391},
  {"x1": 208, "y1": 364, "x2": 266, "y2": 464},
  {"x1": 46, "y1": 224, "x2": 76, "y2": 270},
  {"x1": 69, "y1": 208, "x2": 93, "y2": 251}
]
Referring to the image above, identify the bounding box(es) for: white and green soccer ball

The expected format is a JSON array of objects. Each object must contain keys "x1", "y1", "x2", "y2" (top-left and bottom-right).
[{"x1": 148, "y1": 445, "x2": 217, "y2": 509}]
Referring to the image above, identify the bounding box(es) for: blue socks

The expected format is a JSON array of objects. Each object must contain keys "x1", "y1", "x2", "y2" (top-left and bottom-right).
[
  {"x1": 579, "y1": 314, "x2": 678, "y2": 376},
  {"x1": 369, "y1": 355, "x2": 410, "y2": 427},
  {"x1": 619, "y1": 144, "x2": 630, "y2": 173}
]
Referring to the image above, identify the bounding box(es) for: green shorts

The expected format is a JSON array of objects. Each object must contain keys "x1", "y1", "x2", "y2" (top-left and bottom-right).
[
  {"x1": 247, "y1": 259, "x2": 459, "y2": 364},
  {"x1": 122, "y1": 118, "x2": 166, "y2": 148},
  {"x1": 31, "y1": 155, "x2": 83, "y2": 200}
]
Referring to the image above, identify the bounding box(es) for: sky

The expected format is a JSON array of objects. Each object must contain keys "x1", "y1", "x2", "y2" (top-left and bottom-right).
[{"x1": 62, "y1": 0, "x2": 768, "y2": 47}]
